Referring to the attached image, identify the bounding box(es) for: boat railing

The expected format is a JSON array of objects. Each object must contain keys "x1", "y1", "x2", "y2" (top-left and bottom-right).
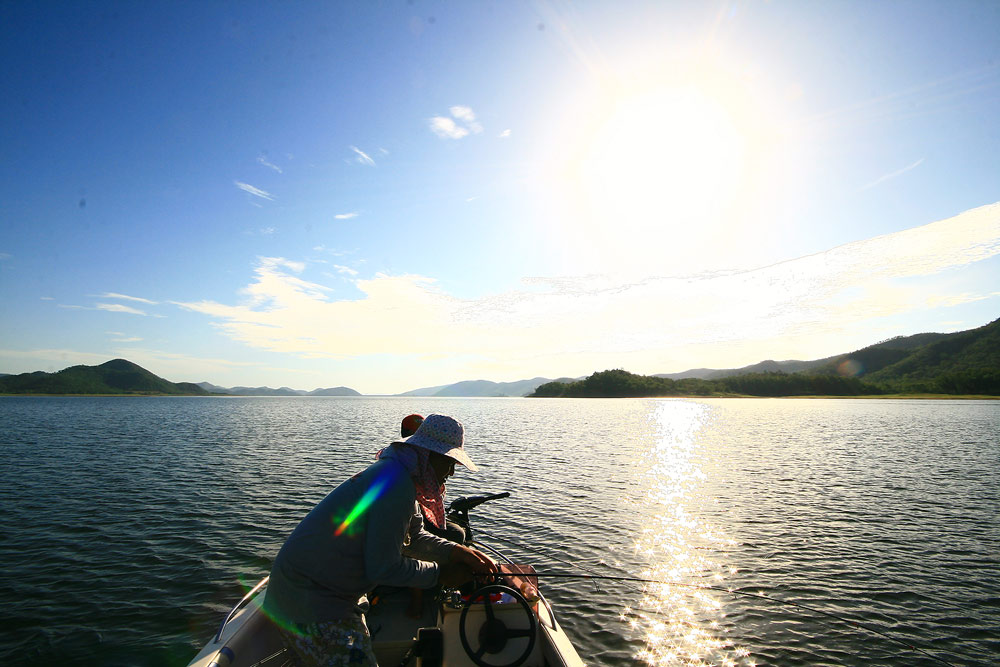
[{"x1": 215, "y1": 576, "x2": 270, "y2": 643}]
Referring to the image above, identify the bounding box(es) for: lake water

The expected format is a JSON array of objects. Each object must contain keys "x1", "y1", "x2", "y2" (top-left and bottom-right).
[{"x1": 1, "y1": 396, "x2": 998, "y2": 666}]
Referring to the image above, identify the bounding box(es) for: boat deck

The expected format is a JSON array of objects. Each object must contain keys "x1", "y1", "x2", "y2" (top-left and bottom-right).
[{"x1": 369, "y1": 584, "x2": 441, "y2": 664}]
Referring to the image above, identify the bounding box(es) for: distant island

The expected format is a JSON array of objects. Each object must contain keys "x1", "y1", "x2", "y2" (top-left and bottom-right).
[
  {"x1": 531, "y1": 317, "x2": 1000, "y2": 398},
  {"x1": 1, "y1": 317, "x2": 997, "y2": 397},
  {"x1": 395, "y1": 377, "x2": 580, "y2": 398},
  {"x1": 194, "y1": 381, "x2": 360, "y2": 397}
]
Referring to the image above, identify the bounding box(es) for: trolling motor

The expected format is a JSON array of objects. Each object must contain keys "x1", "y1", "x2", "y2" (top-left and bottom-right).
[{"x1": 447, "y1": 492, "x2": 510, "y2": 544}]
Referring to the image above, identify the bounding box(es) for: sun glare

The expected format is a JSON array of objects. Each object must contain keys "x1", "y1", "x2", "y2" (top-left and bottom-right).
[
  {"x1": 548, "y1": 58, "x2": 793, "y2": 275},
  {"x1": 581, "y1": 88, "x2": 745, "y2": 240}
]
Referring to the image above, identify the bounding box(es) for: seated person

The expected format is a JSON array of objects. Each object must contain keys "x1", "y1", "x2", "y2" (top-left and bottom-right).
[{"x1": 400, "y1": 414, "x2": 466, "y2": 543}]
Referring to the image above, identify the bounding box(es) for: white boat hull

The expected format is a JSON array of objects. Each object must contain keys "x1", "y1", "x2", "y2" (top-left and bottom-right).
[{"x1": 188, "y1": 578, "x2": 586, "y2": 667}]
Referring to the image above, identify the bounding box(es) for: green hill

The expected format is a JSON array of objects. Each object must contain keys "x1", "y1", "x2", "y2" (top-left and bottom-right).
[
  {"x1": 0, "y1": 359, "x2": 212, "y2": 395},
  {"x1": 865, "y1": 318, "x2": 1000, "y2": 393},
  {"x1": 810, "y1": 331, "x2": 951, "y2": 377},
  {"x1": 532, "y1": 317, "x2": 1000, "y2": 398}
]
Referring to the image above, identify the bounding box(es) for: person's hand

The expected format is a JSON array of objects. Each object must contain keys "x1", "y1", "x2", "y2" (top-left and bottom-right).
[
  {"x1": 439, "y1": 561, "x2": 475, "y2": 588},
  {"x1": 449, "y1": 544, "x2": 497, "y2": 575}
]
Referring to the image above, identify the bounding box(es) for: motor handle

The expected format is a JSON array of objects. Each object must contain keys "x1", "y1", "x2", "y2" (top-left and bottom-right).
[{"x1": 448, "y1": 492, "x2": 510, "y2": 513}]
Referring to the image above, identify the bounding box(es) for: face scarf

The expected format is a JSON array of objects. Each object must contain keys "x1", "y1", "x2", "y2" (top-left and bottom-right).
[{"x1": 376, "y1": 443, "x2": 446, "y2": 529}]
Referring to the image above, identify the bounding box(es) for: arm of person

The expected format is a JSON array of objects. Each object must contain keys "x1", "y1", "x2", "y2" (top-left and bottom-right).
[
  {"x1": 402, "y1": 506, "x2": 456, "y2": 563},
  {"x1": 401, "y1": 505, "x2": 498, "y2": 589},
  {"x1": 448, "y1": 542, "x2": 496, "y2": 575},
  {"x1": 403, "y1": 506, "x2": 497, "y2": 575}
]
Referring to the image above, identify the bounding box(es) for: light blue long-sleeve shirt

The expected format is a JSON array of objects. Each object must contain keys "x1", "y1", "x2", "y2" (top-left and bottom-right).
[{"x1": 264, "y1": 451, "x2": 456, "y2": 624}]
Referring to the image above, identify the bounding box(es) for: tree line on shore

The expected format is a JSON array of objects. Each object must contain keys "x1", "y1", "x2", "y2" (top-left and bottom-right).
[{"x1": 530, "y1": 368, "x2": 1000, "y2": 398}]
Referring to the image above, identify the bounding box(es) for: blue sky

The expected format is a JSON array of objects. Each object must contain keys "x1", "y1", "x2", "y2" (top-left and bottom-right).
[{"x1": 1, "y1": 1, "x2": 998, "y2": 394}]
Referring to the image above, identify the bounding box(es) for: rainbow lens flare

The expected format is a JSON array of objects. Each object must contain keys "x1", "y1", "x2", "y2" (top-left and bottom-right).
[{"x1": 334, "y1": 475, "x2": 390, "y2": 536}]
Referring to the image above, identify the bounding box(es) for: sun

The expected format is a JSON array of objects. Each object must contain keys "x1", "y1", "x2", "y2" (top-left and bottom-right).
[
  {"x1": 581, "y1": 87, "x2": 745, "y2": 235},
  {"x1": 546, "y1": 60, "x2": 791, "y2": 276}
]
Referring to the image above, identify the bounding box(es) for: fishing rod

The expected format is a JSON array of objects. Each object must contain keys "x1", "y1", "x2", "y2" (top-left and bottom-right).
[{"x1": 493, "y1": 570, "x2": 959, "y2": 667}]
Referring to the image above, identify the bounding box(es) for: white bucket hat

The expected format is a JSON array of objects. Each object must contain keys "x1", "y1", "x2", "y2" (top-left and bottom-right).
[{"x1": 395, "y1": 414, "x2": 478, "y2": 472}]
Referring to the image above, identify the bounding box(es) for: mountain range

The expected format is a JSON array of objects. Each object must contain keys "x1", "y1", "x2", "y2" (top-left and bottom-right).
[
  {"x1": 1, "y1": 317, "x2": 996, "y2": 396},
  {"x1": 395, "y1": 377, "x2": 580, "y2": 397},
  {"x1": 655, "y1": 332, "x2": 952, "y2": 380},
  {"x1": 655, "y1": 319, "x2": 996, "y2": 387},
  {"x1": 536, "y1": 317, "x2": 999, "y2": 397},
  {"x1": 194, "y1": 382, "x2": 360, "y2": 397}
]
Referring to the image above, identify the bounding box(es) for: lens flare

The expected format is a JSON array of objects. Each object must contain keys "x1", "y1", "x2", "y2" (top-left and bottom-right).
[
  {"x1": 334, "y1": 475, "x2": 391, "y2": 537},
  {"x1": 837, "y1": 359, "x2": 864, "y2": 377}
]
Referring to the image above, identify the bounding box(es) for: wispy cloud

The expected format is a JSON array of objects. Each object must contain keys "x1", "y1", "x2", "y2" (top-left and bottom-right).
[
  {"x1": 58, "y1": 301, "x2": 161, "y2": 316},
  {"x1": 861, "y1": 158, "x2": 925, "y2": 191},
  {"x1": 257, "y1": 154, "x2": 283, "y2": 173},
  {"x1": 97, "y1": 303, "x2": 150, "y2": 316},
  {"x1": 175, "y1": 256, "x2": 327, "y2": 317},
  {"x1": 809, "y1": 63, "x2": 1000, "y2": 131},
  {"x1": 66, "y1": 293, "x2": 163, "y2": 315},
  {"x1": 449, "y1": 106, "x2": 483, "y2": 133},
  {"x1": 333, "y1": 264, "x2": 359, "y2": 276},
  {"x1": 429, "y1": 117, "x2": 468, "y2": 139},
  {"x1": 334, "y1": 212, "x2": 359, "y2": 220},
  {"x1": 0, "y1": 253, "x2": 11, "y2": 260},
  {"x1": 499, "y1": 129, "x2": 511, "y2": 138},
  {"x1": 350, "y1": 146, "x2": 376, "y2": 166},
  {"x1": 262, "y1": 257, "x2": 307, "y2": 274},
  {"x1": 112, "y1": 336, "x2": 143, "y2": 343},
  {"x1": 429, "y1": 105, "x2": 484, "y2": 139},
  {"x1": 260, "y1": 227, "x2": 276, "y2": 235},
  {"x1": 176, "y1": 203, "x2": 1000, "y2": 387},
  {"x1": 40, "y1": 296, "x2": 54, "y2": 301},
  {"x1": 313, "y1": 245, "x2": 357, "y2": 257},
  {"x1": 95, "y1": 292, "x2": 158, "y2": 304},
  {"x1": 234, "y1": 181, "x2": 274, "y2": 200}
]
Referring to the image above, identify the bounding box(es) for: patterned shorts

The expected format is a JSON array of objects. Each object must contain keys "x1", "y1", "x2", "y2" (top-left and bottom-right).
[{"x1": 278, "y1": 615, "x2": 377, "y2": 667}]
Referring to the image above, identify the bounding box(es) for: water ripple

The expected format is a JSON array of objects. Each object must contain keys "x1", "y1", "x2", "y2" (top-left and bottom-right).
[{"x1": 1, "y1": 396, "x2": 997, "y2": 666}]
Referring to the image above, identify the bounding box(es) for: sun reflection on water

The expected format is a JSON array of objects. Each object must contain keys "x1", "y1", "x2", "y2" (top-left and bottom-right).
[{"x1": 623, "y1": 401, "x2": 751, "y2": 667}]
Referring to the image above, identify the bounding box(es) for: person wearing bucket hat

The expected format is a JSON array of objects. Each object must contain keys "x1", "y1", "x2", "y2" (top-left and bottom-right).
[
  {"x1": 396, "y1": 414, "x2": 469, "y2": 617},
  {"x1": 397, "y1": 414, "x2": 466, "y2": 542},
  {"x1": 264, "y1": 413, "x2": 494, "y2": 667},
  {"x1": 396, "y1": 414, "x2": 466, "y2": 544}
]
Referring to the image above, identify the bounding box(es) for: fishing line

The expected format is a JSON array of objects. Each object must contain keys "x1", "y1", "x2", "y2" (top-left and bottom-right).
[
  {"x1": 509, "y1": 571, "x2": 958, "y2": 667},
  {"x1": 473, "y1": 529, "x2": 617, "y2": 579},
  {"x1": 479, "y1": 529, "x2": 972, "y2": 614}
]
